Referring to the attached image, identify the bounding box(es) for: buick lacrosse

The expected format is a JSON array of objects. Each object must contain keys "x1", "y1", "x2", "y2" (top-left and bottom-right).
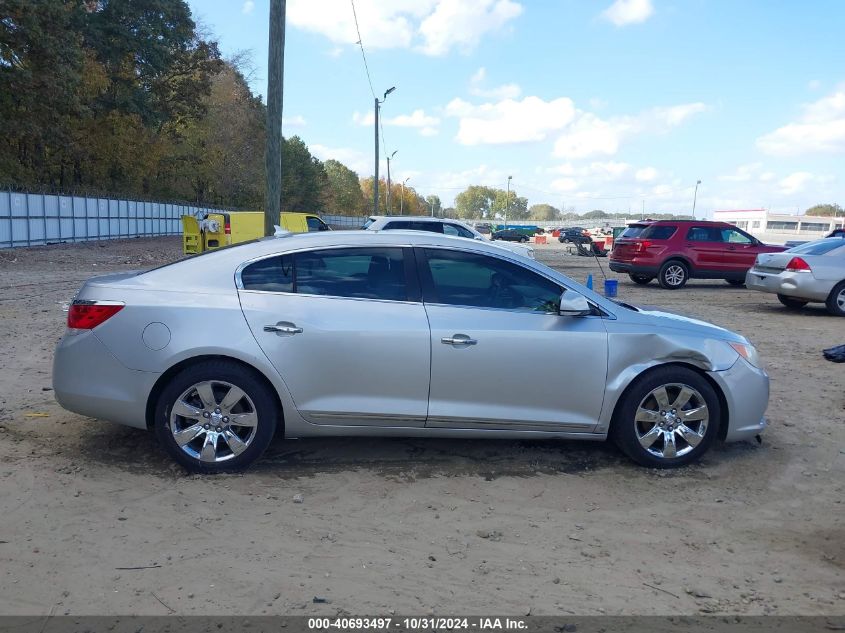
[{"x1": 53, "y1": 231, "x2": 768, "y2": 472}]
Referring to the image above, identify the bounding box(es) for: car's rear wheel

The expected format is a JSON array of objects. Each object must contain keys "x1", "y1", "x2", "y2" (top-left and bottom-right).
[
  {"x1": 629, "y1": 274, "x2": 653, "y2": 285},
  {"x1": 658, "y1": 260, "x2": 689, "y2": 289},
  {"x1": 825, "y1": 281, "x2": 845, "y2": 316},
  {"x1": 777, "y1": 294, "x2": 808, "y2": 310},
  {"x1": 726, "y1": 279, "x2": 745, "y2": 287},
  {"x1": 154, "y1": 360, "x2": 278, "y2": 473},
  {"x1": 520, "y1": 236, "x2": 528, "y2": 243},
  {"x1": 610, "y1": 366, "x2": 720, "y2": 468}
]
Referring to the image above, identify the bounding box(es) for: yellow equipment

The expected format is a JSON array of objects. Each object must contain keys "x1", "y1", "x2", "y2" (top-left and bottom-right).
[{"x1": 181, "y1": 211, "x2": 331, "y2": 254}]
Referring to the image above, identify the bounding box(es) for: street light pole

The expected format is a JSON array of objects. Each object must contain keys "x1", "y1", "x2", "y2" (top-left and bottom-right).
[
  {"x1": 692, "y1": 179, "x2": 701, "y2": 219},
  {"x1": 505, "y1": 175, "x2": 512, "y2": 228},
  {"x1": 401, "y1": 177, "x2": 409, "y2": 215},
  {"x1": 373, "y1": 87, "x2": 395, "y2": 215},
  {"x1": 386, "y1": 150, "x2": 397, "y2": 214}
]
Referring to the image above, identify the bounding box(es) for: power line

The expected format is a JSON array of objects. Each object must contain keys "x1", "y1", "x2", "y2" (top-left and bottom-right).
[{"x1": 350, "y1": 0, "x2": 376, "y2": 101}]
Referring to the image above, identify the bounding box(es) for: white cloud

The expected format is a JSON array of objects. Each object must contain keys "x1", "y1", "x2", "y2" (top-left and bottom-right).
[
  {"x1": 242, "y1": 0, "x2": 255, "y2": 15},
  {"x1": 635, "y1": 167, "x2": 658, "y2": 182},
  {"x1": 601, "y1": 0, "x2": 654, "y2": 26},
  {"x1": 282, "y1": 115, "x2": 306, "y2": 127},
  {"x1": 778, "y1": 171, "x2": 833, "y2": 195},
  {"x1": 352, "y1": 110, "x2": 375, "y2": 126},
  {"x1": 287, "y1": 0, "x2": 522, "y2": 56},
  {"x1": 553, "y1": 102, "x2": 707, "y2": 159},
  {"x1": 469, "y1": 67, "x2": 522, "y2": 100},
  {"x1": 418, "y1": 0, "x2": 523, "y2": 55},
  {"x1": 353, "y1": 109, "x2": 440, "y2": 135},
  {"x1": 445, "y1": 96, "x2": 576, "y2": 145},
  {"x1": 757, "y1": 89, "x2": 845, "y2": 156},
  {"x1": 310, "y1": 144, "x2": 370, "y2": 175}
]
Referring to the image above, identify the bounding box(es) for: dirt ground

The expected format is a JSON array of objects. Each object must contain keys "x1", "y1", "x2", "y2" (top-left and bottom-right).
[{"x1": 0, "y1": 236, "x2": 842, "y2": 617}]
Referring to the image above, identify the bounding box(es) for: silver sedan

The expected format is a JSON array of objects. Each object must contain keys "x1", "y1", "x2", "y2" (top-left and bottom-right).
[
  {"x1": 745, "y1": 238, "x2": 845, "y2": 316},
  {"x1": 53, "y1": 231, "x2": 769, "y2": 472}
]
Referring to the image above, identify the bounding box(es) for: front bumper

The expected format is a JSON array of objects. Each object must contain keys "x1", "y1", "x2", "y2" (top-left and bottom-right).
[
  {"x1": 745, "y1": 269, "x2": 833, "y2": 302},
  {"x1": 53, "y1": 330, "x2": 160, "y2": 430},
  {"x1": 707, "y1": 357, "x2": 769, "y2": 442}
]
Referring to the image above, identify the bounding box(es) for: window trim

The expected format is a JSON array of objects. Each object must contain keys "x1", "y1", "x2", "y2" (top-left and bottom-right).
[
  {"x1": 235, "y1": 245, "x2": 421, "y2": 304},
  {"x1": 415, "y1": 246, "x2": 566, "y2": 315}
]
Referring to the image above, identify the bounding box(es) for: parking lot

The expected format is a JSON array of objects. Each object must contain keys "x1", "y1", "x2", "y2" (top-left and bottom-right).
[{"x1": 0, "y1": 236, "x2": 842, "y2": 616}]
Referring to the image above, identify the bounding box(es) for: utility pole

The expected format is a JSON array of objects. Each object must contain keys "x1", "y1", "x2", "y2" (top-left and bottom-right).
[
  {"x1": 264, "y1": 0, "x2": 286, "y2": 236},
  {"x1": 373, "y1": 87, "x2": 395, "y2": 215},
  {"x1": 386, "y1": 150, "x2": 397, "y2": 214}
]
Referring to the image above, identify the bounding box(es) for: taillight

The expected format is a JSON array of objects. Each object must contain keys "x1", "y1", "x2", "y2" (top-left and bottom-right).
[
  {"x1": 785, "y1": 257, "x2": 811, "y2": 272},
  {"x1": 224, "y1": 221, "x2": 231, "y2": 235},
  {"x1": 634, "y1": 240, "x2": 652, "y2": 252},
  {"x1": 67, "y1": 301, "x2": 124, "y2": 329}
]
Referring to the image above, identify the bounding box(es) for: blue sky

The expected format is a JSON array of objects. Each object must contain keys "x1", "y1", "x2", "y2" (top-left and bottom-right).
[{"x1": 187, "y1": 0, "x2": 845, "y2": 216}]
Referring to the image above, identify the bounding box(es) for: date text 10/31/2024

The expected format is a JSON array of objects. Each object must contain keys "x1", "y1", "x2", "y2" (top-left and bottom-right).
[{"x1": 307, "y1": 617, "x2": 529, "y2": 630}]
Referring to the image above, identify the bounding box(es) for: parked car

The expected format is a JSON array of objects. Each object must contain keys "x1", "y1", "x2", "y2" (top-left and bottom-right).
[
  {"x1": 609, "y1": 220, "x2": 787, "y2": 289},
  {"x1": 745, "y1": 238, "x2": 845, "y2": 316},
  {"x1": 784, "y1": 227, "x2": 845, "y2": 249},
  {"x1": 362, "y1": 216, "x2": 534, "y2": 259},
  {"x1": 492, "y1": 228, "x2": 530, "y2": 243},
  {"x1": 53, "y1": 231, "x2": 769, "y2": 472},
  {"x1": 558, "y1": 227, "x2": 590, "y2": 244}
]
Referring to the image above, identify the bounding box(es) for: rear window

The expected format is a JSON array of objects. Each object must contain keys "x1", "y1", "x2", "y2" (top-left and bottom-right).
[
  {"x1": 620, "y1": 225, "x2": 648, "y2": 238},
  {"x1": 640, "y1": 225, "x2": 677, "y2": 240},
  {"x1": 383, "y1": 221, "x2": 444, "y2": 233},
  {"x1": 789, "y1": 240, "x2": 845, "y2": 256}
]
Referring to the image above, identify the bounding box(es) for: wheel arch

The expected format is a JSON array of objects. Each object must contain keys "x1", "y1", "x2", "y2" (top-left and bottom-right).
[
  {"x1": 608, "y1": 361, "x2": 729, "y2": 440},
  {"x1": 145, "y1": 354, "x2": 285, "y2": 433},
  {"x1": 661, "y1": 256, "x2": 693, "y2": 272}
]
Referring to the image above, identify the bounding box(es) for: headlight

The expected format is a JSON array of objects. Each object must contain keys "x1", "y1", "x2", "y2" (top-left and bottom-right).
[{"x1": 728, "y1": 341, "x2": 761, "y2": 368}]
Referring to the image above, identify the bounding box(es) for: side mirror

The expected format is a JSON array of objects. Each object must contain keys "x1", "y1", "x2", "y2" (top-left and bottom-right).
[{"x1": 559, "y1": 290, "x2": 592, "y2": 317}]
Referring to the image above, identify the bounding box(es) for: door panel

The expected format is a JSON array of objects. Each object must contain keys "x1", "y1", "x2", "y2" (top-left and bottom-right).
[{"x1": 425, "y1": 305, "x2": 608, "y2": 429}]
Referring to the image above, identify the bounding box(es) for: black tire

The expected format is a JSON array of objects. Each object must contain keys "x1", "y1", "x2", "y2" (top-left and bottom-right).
[
  {"x1": 777, "y1": 294, "x2": 808, "y2": 310},
  {"x1": 560, "y1": 237, "x2": 569, "y2": 243},
  {"x1": 154, "y1": 360, "x2": 278, "y2": 473},
  {"x1": 658, "y1": 260, "x2": 689, "y2": 289},
  {"x1": 609, "y1": 365, "x2": 721, "y2": 468},
  {"x1": 520, "y1": 236, "x2": 528, "y2": 243},
  {"x1": 629, "y1": 274, "x2": 653, "y2": 285},
  {"x1": 825, "y1": 281, "x2": 845, "y2": 316},
  {"x1": 726, "y1": 279, "x2": 745, "y2": 287}
]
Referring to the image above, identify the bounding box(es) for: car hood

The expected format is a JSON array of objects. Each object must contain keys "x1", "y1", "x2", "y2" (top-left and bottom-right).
[
  {"x1": 619, "y1": 303, "x2": 746, "y2": 344},
  {"x1": 489, "y1": 240, "x2": 533, "y2": 257}
]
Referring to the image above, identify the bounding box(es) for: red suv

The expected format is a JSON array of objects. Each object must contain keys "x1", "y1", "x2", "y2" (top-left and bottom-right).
[{"x1": 609, "y1": 220, "x2": 787, "y2": 289}]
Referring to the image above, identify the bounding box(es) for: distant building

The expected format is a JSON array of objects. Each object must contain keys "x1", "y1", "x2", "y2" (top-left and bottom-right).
[{"x1": 713, "y1": 209, "x2": 845, "y2": 244}]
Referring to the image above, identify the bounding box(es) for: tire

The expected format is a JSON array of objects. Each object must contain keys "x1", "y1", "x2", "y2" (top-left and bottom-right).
[
  {"x1": 777, "y1": 294, "x2": 808, "y2": 310},
  {"x1": 610, "y1": 365, "x2": 721, "y2": 468},
  {"x1": 154, "y1": 360, "x2": 278, "y2": 473},
  {"x1": 726, "y1": 279, "x2": 745, "y2": 287},
  {"x1": 658, "y1": 260, "x2": 689, "y2": 289},
  {"x1": 560, "y1": 237, "x2": 569, "y2": 243},
  {"x1": 520, "y1": 237, "x2": 528, "y2": 243},
  {"x1": 629, "y1": 274, "x2": 653, "y2": 285},
  {"x1": 825, "y1": 281, "x2": 845, "y2": 316}
]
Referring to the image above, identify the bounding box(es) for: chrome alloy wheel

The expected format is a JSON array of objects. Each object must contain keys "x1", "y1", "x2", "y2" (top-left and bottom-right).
[
  {"x1": 169, "y1": 380, "x2": 258, "y2": 463},
  {"x1": 664, "y1": 265, "x2": 686, "y2": 287},
  {"x1": 634, "y1": 383, "x2": 709, "y2": 459},
  {"x1": 836, "y1": 288, "x2": 845, "y2": 312}
]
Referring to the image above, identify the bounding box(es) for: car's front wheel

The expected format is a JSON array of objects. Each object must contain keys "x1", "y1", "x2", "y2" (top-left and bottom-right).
[
  {"x1": 826, "y1": 281, "x2": 845, "y2": 316},
  {"x1": 154, "y1": 360, "x2": 278, "y2": 473},
  {"x1": 520, "y1": 236, "x2": 528, "y2": 243},
  {"x1": 629, "y1": 274, "x2": 653, "y2": 285},
  {"x1": 610, "y1": 365, "x2": 720, "y2": 468},
  {"x1": 658, "y1": 260, "x2": 689, "y2": 289},
  {"x1": 777, "y1": 294, "x2": 808, "y2": 310}
]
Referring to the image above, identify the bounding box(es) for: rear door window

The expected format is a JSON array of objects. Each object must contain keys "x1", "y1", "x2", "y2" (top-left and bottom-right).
[{"x1": 306, "y1": 216, "x2": 330, "y2": 232}]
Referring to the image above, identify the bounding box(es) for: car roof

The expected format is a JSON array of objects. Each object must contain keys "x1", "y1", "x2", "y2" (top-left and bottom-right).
[
  {"x1": 647, "y1": 219, "x2": 732, "y2": 226},
  {"x1": 369, "y1": 216, "x2": 465, "y2": 223}
]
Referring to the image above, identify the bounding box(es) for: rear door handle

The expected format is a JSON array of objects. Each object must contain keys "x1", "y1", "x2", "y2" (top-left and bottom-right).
[
  {"x1": 264, "y1": 321, "x2": 303, "y2": 335},
  {"x1": 441, "y1": 334, "x2": 477, "y2": 346}
]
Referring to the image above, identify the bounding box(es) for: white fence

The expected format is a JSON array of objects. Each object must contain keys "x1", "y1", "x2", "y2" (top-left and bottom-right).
[{"x1": 0, "y1": 190, "x2": 221, "y2": 249}]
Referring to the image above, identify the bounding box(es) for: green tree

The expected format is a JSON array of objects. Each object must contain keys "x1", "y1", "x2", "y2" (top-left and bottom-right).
[
  {"x1": 281, "y1": 136, "x2": 329, "y2": 212},
  {"x1": 492, "y1": 189, "x2": 528, "y2": 221},
  {"x1": 582, "y1": 209, "x2": 609, "y2": 219},
  {"x1": 529, "y1": 203, "x2": 560, "y2": 221},
  {"x1": 324, "y1": 160, "x2": 366, "y2": 215},
  {"x1": 805, "y1": 203, "x2": 844, "y2": 217},
  {"x1": 425, "y1": 194, "x2": 442, "y2": 217},
  {"x1": 455, "y1": 185, "x2": 495, "y2": 219}
]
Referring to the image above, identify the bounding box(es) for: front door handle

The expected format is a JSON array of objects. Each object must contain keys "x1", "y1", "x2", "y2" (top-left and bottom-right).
[
  {"x1": 441, "y1": 334, "x2": 477, "y2": 346},
  {"x1": 264, "y1": 321, "x2": 303, "y2": 335}
]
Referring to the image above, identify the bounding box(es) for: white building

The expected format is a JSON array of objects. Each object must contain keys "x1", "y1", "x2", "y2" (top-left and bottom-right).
[{"x1": 713, "y1": 209, "x2": 845, "y2": 244}]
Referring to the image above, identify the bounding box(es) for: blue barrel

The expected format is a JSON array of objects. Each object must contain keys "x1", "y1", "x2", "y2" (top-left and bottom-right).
[{"x1": 604, "y1": 279, "x2": 618, "y2": 297}]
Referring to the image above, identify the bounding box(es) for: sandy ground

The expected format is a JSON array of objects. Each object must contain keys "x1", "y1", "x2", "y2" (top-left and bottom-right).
[{"x1": 0, "y1": 236, "x2": 842, "y2": 617}]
